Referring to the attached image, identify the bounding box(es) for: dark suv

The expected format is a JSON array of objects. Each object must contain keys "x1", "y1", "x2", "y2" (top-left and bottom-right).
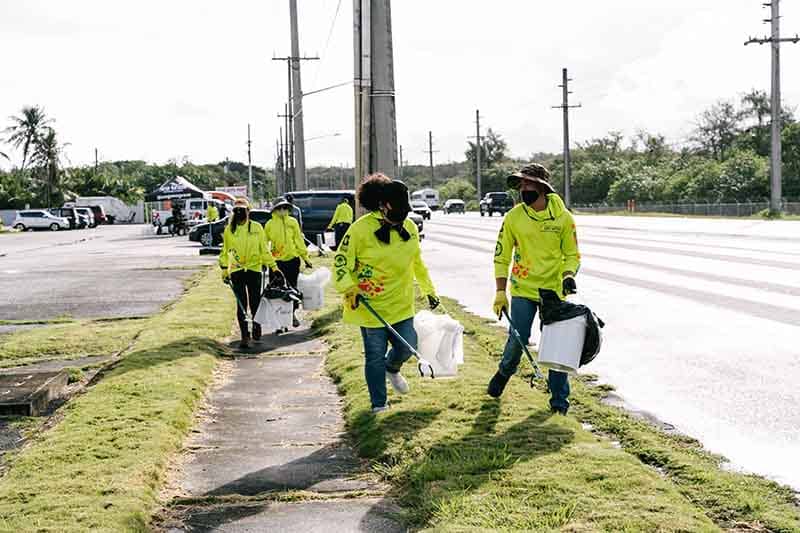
[
  {"x1": 285, "y1": 190, "x2": 355, "y2": 241},
  {"x1": 480, "y1": 192, "x2": 514, "y2": 217},
  {"x1": 189, "y1": 210, "x2": 271, "y2": 247}
]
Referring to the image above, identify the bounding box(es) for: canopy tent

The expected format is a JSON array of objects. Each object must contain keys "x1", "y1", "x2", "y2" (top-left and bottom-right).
[{"x1": 144, "y1": 176, "x2": 207, "y2": 202}]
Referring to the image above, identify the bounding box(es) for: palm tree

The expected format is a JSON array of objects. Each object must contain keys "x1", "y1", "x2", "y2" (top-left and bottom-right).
[
  {"x1": 30, "y1": 127, "x2": 68, "y2": 207},
  {"x1": 3, "y1": 105, "x2": 52, "y2": 171}
]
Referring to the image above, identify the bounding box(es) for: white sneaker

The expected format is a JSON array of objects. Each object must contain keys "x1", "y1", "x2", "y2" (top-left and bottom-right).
[
  {"x1": 386, "y1": 371, "x2": 410, "y2": 395},
  {"x1": 372, "y1": 405, "x2": 390, "y2": 414}
]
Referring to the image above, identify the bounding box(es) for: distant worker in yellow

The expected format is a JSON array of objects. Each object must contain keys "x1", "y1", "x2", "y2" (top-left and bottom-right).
[
  {"x1": 206, "y1": 203, "x2": 219, "y2": 222},
  {"x1": 327, "y1": 195, "x2": 355, "y2": 250}
]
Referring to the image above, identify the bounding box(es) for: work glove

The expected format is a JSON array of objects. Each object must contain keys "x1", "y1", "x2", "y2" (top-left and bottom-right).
[
  {"x1": 221, "y1": 270, "x2": 230, "y2": 285},
  {"x1": 427, "y1": 294, "x2": 441, "y2": 310},
  {"x1": 493, "y1": 290, "x2": 509, "y2": 319},
  {"x1": 562, "y1": 275, "x2": 577, "y2": 297},
  {"x1": 345, "y1": 287, "x2": 360, "y2": 310}
]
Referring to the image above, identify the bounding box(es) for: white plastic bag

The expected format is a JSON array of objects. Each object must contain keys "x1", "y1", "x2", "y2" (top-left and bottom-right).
[
  {"x1": 254, "y1": 297, "x2": 293, "y2": 333},
  {"x1": 413, "y1": 310, "x2": 465, "y2": 377},
  {"x1": 324, "y1": 231, "x2": 336, "y2": 248},
  {"x1": 297, "y1": 267, "x2": 331, "y2": 311}
]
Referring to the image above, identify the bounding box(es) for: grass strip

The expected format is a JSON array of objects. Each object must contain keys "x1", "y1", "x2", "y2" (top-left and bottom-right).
[
  {"x1": 311, "y1": 270, "x2": 800, "y2": 531},
  {"x1": 0, "y1": 269, "x2": 234, "y2": 532}
]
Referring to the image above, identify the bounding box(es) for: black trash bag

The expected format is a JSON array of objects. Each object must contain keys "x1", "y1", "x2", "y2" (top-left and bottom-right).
[
  {"x1": 263, "y1": 276, "x2": 303, "y2": 304},
  {"x1": 538, "y1": 289, "x2": 605, "y2": 367}
]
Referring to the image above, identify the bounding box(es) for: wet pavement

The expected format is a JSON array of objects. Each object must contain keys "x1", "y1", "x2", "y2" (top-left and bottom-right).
[
  {"x1": 422, "y1": 212, "x2": 800, "y2": 490},
  {"x1": 0, "y1": 225, "x2": 214, "y2": 322}
]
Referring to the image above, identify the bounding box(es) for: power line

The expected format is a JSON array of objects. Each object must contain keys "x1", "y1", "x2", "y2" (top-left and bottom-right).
[
  {"x1": 311, "y1": 0, "x2": 344, "y2": 89},
  {"x1": 745, "y1": 0, "x2": 798, "y2": 214},
  {"x1": 551, "y1": 68, "x2": 582, "y2": 209}
]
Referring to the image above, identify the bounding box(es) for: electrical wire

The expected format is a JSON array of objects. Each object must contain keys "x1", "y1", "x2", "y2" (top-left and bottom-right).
[{"x1": 311, "y1": 0, "x2": 343, "y2": 89}]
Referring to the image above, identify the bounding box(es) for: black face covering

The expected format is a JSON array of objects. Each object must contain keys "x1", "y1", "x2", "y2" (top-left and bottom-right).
[
  {"x1": 521, "y1": 190, "x2": 540, "y2": 205},
  {"x1": 385, "y1": 206, "x2": 410, "y2": 224},
  {"x1": 233, "y1": 208, "x2": 247, "y2": 224}
]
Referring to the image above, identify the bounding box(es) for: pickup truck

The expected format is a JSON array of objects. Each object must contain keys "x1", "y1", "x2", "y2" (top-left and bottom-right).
[{"x1": 479, "y1": 192, "x2": 514, "y2": 217}]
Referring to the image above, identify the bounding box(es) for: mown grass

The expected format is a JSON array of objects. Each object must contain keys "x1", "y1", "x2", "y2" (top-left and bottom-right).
[
  {"x1": 0, "y1": 269, "x2": 234, "y2": 532},
  {"x1": 310, "y1": 265, "x2": 800, "y2": 531},
  {"x1": 0, "y1": 318, "x2": 147, "y2": 368}
]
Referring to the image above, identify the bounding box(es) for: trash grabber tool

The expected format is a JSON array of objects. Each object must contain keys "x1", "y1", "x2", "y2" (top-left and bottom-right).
[
  {"x1": 226, "y1": 278, "x2": 254, "y2": 328},
  {"x1": 357, "y1": 296, "x2": 436, "y2": 379},
  {"x1": 500, "y1": 307, "x2": 544, "y2": 385},
  {"x1": 305, "y1": 235, "x2": 328, "y2": 257}
]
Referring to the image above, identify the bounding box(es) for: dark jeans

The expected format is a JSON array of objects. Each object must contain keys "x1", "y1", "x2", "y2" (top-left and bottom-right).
[
  {"x1": 333, "y1": 223, "x2": 350, "y2": 250},
  {"x1": 231, "y1": 269, "x2": 262, "y2": 339},
  {"x1": 499, "y1": 296, "x2": 570, "y2": 412},
  {"x1": 360, "y1": 318, "x2": 417, "y2": 408},
  {"x1": 271, "y1": 257, "x2": 301, "y2": 310}
]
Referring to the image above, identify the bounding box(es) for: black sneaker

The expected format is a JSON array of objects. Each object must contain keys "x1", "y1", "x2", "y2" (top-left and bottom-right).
[
  {"x1": 253, "y1": 324, "x2": 262, "y2": 341},
  {"x1": 550, "y1": 406, "x2": 568, "y2": 416},
  {"x1": 487, "y1": 371, "x2": 510, "y2": 398},
  {"x1": 239, "y1": 336, "x2": 251, "y2": 350}
]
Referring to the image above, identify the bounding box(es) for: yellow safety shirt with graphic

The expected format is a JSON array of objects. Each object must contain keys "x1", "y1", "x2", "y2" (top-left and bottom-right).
[
  {"x1": 219, "y1": 220, "x2": 276, "y2": 274},
  {"x1": 327, "y1": 202, "x2": 354, "y2": 229},
  {"x1": 334, "y1": 211, "x2": 436, "y2": 327},
  {"x1": 206, "y1": 205, "x2": 219, "y2": 222},
  {"x1": 264, "y1": 214, "x2": 310, "y2": 262},
  {"x1": 494, "y1": 193, "x2": 580, "y2": 301}
]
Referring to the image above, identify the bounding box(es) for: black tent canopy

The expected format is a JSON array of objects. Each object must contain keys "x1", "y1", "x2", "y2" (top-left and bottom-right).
[{"x1": 145, "y1": 176, "x2": 206, "y2": 202}]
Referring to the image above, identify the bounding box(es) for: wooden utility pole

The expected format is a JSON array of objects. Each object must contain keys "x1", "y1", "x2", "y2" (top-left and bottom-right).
[
  {"x1": 424, "y1": 131, "x2": 439, "y2": 188},
  {"x1": 551, "y1": 68, "x2": 581, "y2": 208},
  {"x1": 468, "y1": 110, "x2": 483, "y2": 201},
  {"x1": 746, "y1": 0, "x2": 799, "y2": 214}
]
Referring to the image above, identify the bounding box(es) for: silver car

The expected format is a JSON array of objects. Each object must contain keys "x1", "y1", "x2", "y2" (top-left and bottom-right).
[{"x1": 12, "y1": 210, "x2": 70, "y2": 231}]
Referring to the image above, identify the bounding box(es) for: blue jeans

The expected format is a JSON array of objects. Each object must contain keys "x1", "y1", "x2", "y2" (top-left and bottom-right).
[
  {"x1": 499, "y1": 296, "x2": 570, "y2": 412},
  {"x1": 360, "y1": 318, "x2": 417, "y2": 408}
]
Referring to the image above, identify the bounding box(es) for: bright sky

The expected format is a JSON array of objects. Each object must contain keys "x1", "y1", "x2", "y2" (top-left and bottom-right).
[{"x1": 1, "y1": 1, "x2": 799, "y2": 171}]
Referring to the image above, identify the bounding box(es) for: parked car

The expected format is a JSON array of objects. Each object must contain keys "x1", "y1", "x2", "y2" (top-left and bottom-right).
[
  {"x1": 408, "y1": 211, "x2": 424, "y2": 238},
  {"x1": 74, "y1": 205, "x2": 107, "y2": 225},
  {"x1": 480, "y1": 192, "x2": 514, "y2": 217},
  {"x1": 12, "y1": 210, "x2": 70, "y2": 231},
  {"x1": 280, "y1": 190, "x2": 354, "y2": 242},
  {"x1": 189, "y1": 210, "x2": 271, "y2": 247},
  {"x1": 75, "y1": 207, "x2": 97, "y2": 228},
  {"x1": 49, "y1": 207, "x2": 82, "y2": 229},
  {"x1": 411, "y1": 200, "x2": 432, "y2": 220},
  {"x1": 443, "y1": 199, "x2": 466, "y2": 214}
]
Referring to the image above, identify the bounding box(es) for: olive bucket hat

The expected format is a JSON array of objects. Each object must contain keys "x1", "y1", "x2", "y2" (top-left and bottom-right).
[{"x1": 507, "y1": 163, "x2": 556, "y2": 194}]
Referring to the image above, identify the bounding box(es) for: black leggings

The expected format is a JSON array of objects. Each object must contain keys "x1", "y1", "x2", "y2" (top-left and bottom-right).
[
  {"x1": 231, "y1": 269, "x2": 262, "y2": 338},
  {"x1": 272, "y1": 257, "x2": 301, "y2": 310},
  {"x1": 333, "y1": 223, "x2": 350, "y2": 250}
]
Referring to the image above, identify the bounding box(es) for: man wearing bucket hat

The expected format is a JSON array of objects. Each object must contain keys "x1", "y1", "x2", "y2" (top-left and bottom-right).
[
  {"x1": 487, "y1": 163, "x2": 581, "y2": 415},
  {"x1": 264, "y1": 198, "x2": 313, "y2": 327},
  {"x1": 220, "y1": 197, "x2": 280, "y2": 349},
  {"x1": 334, "y1": 174, "x2": 440, "y2": 413}
]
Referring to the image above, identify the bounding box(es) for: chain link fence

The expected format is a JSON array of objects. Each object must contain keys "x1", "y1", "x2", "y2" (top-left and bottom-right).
[{"x1": 573, "y1": 201, "x2": 800, "y2": 217}]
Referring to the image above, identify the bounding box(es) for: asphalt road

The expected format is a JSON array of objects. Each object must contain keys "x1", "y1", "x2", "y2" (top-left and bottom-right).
[
  {"x1": 421, "y1": 212, "x2": 800, "y2": 490},
  {"x1": 0, "y1": 225, "x2": 216, "y2": 323}
]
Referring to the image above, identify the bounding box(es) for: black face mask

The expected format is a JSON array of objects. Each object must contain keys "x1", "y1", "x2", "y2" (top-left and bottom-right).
[
  {"x1": 521, "y1": 190, "x2": 540, "y2": 205},
  {"x1": 233, "y1": 208, "x2": 247, "y2": 223},
  {"x1": 385, "y1": 207, "x2": 410, "y2": 224}
]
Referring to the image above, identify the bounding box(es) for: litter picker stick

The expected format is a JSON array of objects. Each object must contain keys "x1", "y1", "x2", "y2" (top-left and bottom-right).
[
  {"x1": 305, "y1": 235, "x2": 327, "y2": 257},
  {"x1": 500, "y1": 307, "x2": 544, "y2": 384},
  {"x1": 357, "y1": 296, "x2": 436, "y2": 379}
]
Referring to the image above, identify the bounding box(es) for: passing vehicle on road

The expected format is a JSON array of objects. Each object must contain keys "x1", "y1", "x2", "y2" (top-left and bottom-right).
[
  {"x1": 189, "y1": 210, "x2": 271, "y2": 247},
  {"x1": 75, "y1": 207, "x2": 96, "y2": 228},
  {"x1": 408, "y1": 211, "x2": 425, "y2": 238},
  {"x1": 443, "y1": 199, "x2": 466, "y2": 214},
  {"x1": 49, "y1": 207, "x2": 83, "y2": 229},
  {"x1": 410, "y1": 188, "x2": 440, "y2": 211},
  {"x1": 12, "y1": 210, "x2": 70, "y2": 231},
  {"x1": 411, "y1": 200, "x2": 432, "y2": 220},
  {"x1": 480, "y1": 192, "x2": 514, "y2": 217}
]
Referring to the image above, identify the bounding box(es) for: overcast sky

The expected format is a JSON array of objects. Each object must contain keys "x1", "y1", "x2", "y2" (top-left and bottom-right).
[{"x1": 2, "y1": 1, "x2": 799, "y2": 171}]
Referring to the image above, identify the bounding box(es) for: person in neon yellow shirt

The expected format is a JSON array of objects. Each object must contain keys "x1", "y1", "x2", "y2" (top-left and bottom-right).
[
  {"x1": 264, "y1": 199, "x2": 312, "y2": 327},
  {"x1": 219, "y1": 198, "x2": 279, "y2": 349},
  {"x1": 488, "y1": 164, "x2": 580, "y2": 415},
  {"x1": 334, "y1": 174, "x2": 440, "y2": 413},
  {"x1": 206, "y1": 203, "x2": 219, "y2": 223},
  {"x1": 327, "y1": 195, "x2": 354, "y2": 250}
]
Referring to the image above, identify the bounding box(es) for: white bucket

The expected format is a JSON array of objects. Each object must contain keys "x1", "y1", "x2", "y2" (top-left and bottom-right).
[
  {"x1": 537, "y1": 314, "x2": 587, "y2": 374},
  {"x1": 297, "y1": 267, "x2": 331, "y2": 311},
  {"x1": 254, "y1": 298, "x2": 293, "y2": 333}
]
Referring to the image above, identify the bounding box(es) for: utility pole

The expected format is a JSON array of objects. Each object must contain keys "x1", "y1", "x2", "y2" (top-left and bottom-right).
[
  {"x1": 278, "y1": 129, "x2": 286, "y2": 196},
  {"x1": 398, "y1": 145, "x2": 404, "y2": 179},
  {"x1": 353, "y1": 0, "x2": 398, "y2": 191},
  {"x1": 247, "y1": 124, "x2": 253, "y2": 200},
  {"x1": 275, "y1": 137, "x2": 283, "y2": 197},
  {"x1": 745, "y1": 0, "x2": 798, "y2": 214},
  {"x1": 424, "y1": 131, "x2": 439, "y2": 188},
  {"x1": 468, "y1": 110, "x2": 483, "y2": 201},
  {"x1": 551, "y1": 68, "x2": 582, "y2": 208},
  {"x1": 277, "y1": 105, "x2": 295, "y2": 191}
]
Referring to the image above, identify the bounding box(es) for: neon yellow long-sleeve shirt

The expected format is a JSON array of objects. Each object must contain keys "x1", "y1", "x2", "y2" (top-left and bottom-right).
[
  {"x1": 219, "y1": 220, "x2": 276, "y2": 273},
  {"x1": 327, "y1": 202, "x2": 354, "y2": 229},
  {"x1": 494, "y1": 194, "x2": 580, "y2": 301},
  {"x1": 334, "y1": 211, "x2": 436, "y2": 327},
  {"x1": 206, "y1": 205, "x2": 219, "y2": 222},
  {"x1": 264, "y1": 214, "x2": 309, "y2": 262}
]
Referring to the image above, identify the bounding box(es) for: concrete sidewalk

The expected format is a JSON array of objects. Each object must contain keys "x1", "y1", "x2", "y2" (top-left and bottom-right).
[{"x1": 163, "y1": 325, "x2": 404, "y2": 532}]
